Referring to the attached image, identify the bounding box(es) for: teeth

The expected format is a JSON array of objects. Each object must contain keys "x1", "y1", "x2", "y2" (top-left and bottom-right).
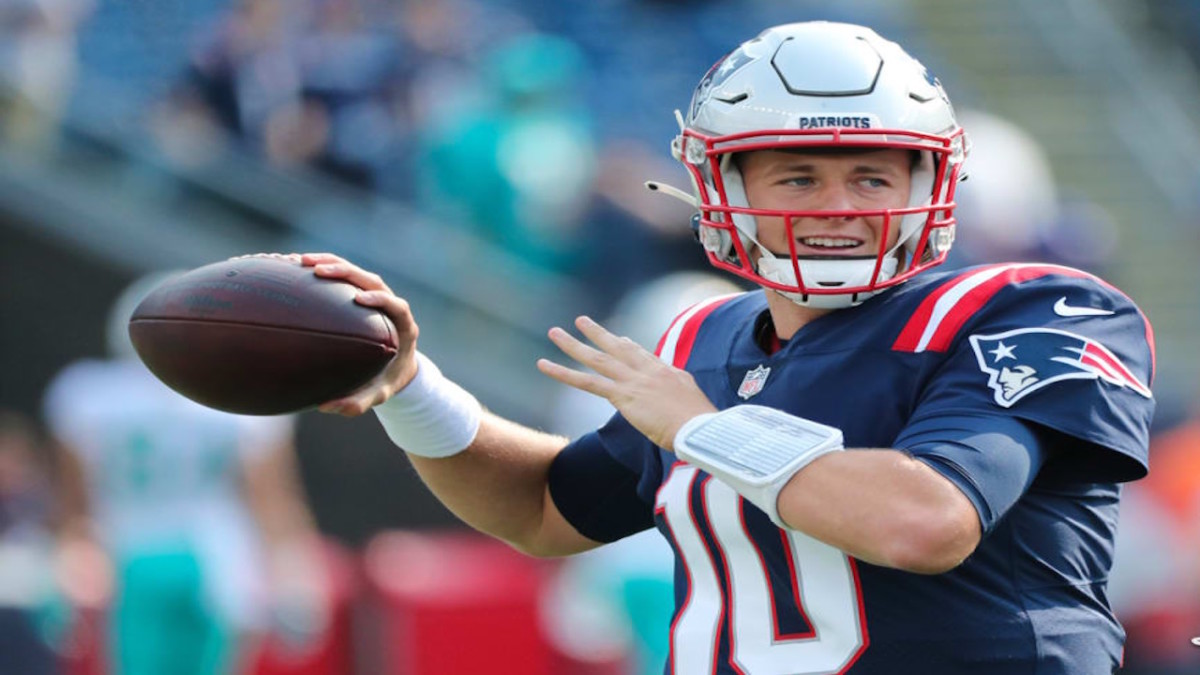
[{"x1": 800, "y1": 237, "x2": 862, "y2": 248}]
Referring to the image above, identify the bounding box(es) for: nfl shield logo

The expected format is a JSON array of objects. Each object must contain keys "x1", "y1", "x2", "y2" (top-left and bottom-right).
[{"x1": 737, "y1": 365, "x2": 771, "y2": 399}]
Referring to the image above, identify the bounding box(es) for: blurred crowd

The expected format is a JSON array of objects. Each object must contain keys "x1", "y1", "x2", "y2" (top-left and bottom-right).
[
  {"x1": 2, "y1": 0, "x2": 924, "y2": 314},
  {"x1": 1143, "y1": 0, "x2": 1200, "y2": 73},
  {"x1": 1, "y1": 0, "x2": 1199, "y2": 673}
]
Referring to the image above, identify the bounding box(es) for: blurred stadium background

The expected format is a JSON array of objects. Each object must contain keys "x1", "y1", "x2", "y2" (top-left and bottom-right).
[{"x1": 2, "y1": 0, "x2": 1199, "y2": 673}]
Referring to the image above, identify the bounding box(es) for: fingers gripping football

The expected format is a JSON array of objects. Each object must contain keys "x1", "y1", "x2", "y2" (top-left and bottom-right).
[
  {"x1": 539, "y1": 316, "x2": 717, "y2": 451},
  {"x1": 304, "y1": 252, "x2": 393, "y2": 293},
  {"x1": 300, "y1": 253, "x2": 420, "y2": 416}
]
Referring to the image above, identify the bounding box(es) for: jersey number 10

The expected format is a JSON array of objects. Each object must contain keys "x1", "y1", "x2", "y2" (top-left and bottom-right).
[{"x1": 656, "y1": 464, "x2": 868, "y2": 674}]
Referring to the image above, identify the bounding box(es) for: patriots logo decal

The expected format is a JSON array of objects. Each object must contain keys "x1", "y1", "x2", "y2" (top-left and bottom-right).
[
  {"x1": 689, "y1": 47, "x2": 756, "y2": 119},
  {"x1": 969, "y1": 328, "x2": 1151, "y2": 408}
]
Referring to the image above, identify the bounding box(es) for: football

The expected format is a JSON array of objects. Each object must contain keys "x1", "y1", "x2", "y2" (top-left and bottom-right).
[{"x1": 128, "y1": 256, "x2": 398, "y2": 415}]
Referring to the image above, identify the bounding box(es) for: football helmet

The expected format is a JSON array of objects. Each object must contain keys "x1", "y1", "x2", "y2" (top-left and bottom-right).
[{"x1": 654, "y1": 22, "x2": 968, "y2": 308}]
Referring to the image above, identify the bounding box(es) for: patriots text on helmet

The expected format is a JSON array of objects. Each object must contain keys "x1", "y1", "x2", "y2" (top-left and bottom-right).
[{"x1": 796, "y1": 116, "x2": 874, "y2": 130}]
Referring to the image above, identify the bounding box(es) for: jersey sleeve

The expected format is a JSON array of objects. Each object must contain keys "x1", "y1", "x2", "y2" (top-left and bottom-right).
[
  {"x1": 548, "y1": 412, "x2": 663, "y2": 543},
  {"x1": 898, "y1": 412, "x2": 1050, "y2": 534},
  {"x1": 899, "y1": 272, "x2": 1155, "y2": 488}
]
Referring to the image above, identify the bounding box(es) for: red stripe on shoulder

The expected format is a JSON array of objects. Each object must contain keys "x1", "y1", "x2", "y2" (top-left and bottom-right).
[
  {"x1": 892, "y1": 265, "x2": 1008, "y2": 352},
  {"x1": 893, "y1": 264, "x2": 1096, "y2": 353},
  {"x1": 671, "y1": 298, "x2": 733, "y2": 368},
  {"x1": 923, "y1": 265, "x2": 1092, "y2": 352}
]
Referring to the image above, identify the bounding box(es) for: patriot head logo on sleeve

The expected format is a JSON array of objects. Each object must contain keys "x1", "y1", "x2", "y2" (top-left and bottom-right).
[{"x1": 969, "y1": 327, "x2": 1152, "y2": 407}]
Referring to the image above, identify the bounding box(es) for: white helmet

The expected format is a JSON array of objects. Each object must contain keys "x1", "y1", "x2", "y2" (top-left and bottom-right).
[{"x1": 657, "y1": 21, "x2": 968, "y2": 308}]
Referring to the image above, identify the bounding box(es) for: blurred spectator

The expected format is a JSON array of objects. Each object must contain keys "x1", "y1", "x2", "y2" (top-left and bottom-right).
[
  {"x1": 0, "y1": 0, "x2": 94, "y2": 153},
  {"x1": 167, "y1": 0, "x2": 407, "y2": 188},
  {"x1": 156, "y1": 0, "x2": 534, "y2": 193},
  {"x1": 0, "y1": 409, "x2": 66, "y2": 675},
  {"x1": 285, "y1": 0, "x2": 405, "y2": 186},
  {"x1": 41, "y1": 270, "x2": 330, "y2": 675},
  {"x1": 416, "y1": 31, "x2": 722, "y2": 310},
  {"x1": 951, "y1": 108, "x2": 1119, "y2": 274},
  {"x1": 417, "y1": 31, "x2": 597, "y2": 273},
  {"x1": 379, "y1": 0, "x2": 531, "y2": 196},
  {"x1": 571, "y1": 139, "x2": 717, "y2": 313},
  {"x1": 156, "y1": 0, "x2": 303, "y2": 170},
  {"x1": 951, "y1": 108, "x2": 1060, "y2": 265},
  {"x1": 381, "y1": 0, "x2": 533, "y2": 128},
  {"x1": 1141, "y1": 0, "x2": 1200, "y2": 72}
]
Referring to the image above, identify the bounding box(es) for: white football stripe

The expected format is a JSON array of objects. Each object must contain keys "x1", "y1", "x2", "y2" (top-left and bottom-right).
[
  {"x1": 914, "y1": 263, "x2": 1088, "y2": 352},
  {"x1": 914, "y1": 265, "x2": 1016, "y2": 352}
]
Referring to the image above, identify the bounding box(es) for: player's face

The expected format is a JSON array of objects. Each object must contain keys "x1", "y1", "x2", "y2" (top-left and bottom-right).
[{"x1": 739, "y1": 149, "x2": 913, "y2": 258}]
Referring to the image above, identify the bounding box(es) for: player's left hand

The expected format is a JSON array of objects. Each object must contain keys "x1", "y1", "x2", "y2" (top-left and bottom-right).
[
  {"x1": 538, "y1": 316, "x2": 717, "y2": 451},
  {"x1": 300, "y1": 252, "x2": 421, "y2": 416}
]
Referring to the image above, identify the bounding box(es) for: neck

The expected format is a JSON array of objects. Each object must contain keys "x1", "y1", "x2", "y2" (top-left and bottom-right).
[{"x1": 763, "y1": 289, "x2": 834, "y2": 339}]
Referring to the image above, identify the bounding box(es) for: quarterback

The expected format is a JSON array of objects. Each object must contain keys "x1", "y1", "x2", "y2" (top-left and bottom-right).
[{"x1": 309, "y1": 22, "x2": 1154, "y2": 673}]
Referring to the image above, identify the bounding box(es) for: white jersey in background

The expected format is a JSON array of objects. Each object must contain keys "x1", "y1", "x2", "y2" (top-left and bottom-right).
[{"x1": 43, "y1": 357, "x2": 294, "y2": 629}]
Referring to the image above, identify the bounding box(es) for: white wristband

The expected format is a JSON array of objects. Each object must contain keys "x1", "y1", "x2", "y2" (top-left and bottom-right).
[
  {"x1": 372, "y1": 352, "x2": 482, "y2": 458},
  {"x1": 673, "y1": 405, "x2": 843, "y2": 528}
]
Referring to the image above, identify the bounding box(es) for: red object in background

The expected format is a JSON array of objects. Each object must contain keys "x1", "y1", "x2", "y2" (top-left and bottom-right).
[
  {"x1": 61, "y1": 533, "x2": 634, "y2": 675},
  {"x1": 365, "y1": 531, "x2": 558, "y2": 675},
  {"x1": 62, "y1": 538, "x2": 360, "y2": 675},
  {"x1": 60, "y1": 607, "x2": 107, "y2": 675},
  {"x1": 1121, "y1": 606, "x2": 1200, "y2": 669},
  {"x1": 251, "y1": 540, "x2": 360, "y2": 675}
]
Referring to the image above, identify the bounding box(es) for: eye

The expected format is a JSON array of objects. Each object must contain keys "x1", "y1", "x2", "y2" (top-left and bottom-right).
[
  {"x1": 781, "y1": 175, "x2": 814, "y2": 187},
  {"x1": 858, "y1": 176, "x2": 890, "y2": 189}
]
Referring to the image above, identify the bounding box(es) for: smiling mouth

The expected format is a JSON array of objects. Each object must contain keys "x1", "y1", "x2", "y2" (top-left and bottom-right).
[{"x1": 795, "y1": 236, "x2": 867, "y2": 253}]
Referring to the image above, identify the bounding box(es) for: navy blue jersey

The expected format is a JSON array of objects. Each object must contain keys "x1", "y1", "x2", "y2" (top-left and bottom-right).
[{"x1": 548, "y1": 263, "x2": 1155, "y2": 674}]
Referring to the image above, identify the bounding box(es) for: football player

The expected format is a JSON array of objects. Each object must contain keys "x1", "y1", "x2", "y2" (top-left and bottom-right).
[
  {"x1": 310, "y1": 21, "x2": 1155, "y2": 674},
  {"x1": 43, "y1": 272, "x2": 329, "y2": 675}
]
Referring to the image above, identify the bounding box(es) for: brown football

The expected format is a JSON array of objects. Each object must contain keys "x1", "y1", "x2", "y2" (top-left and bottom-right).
[{"x1": 128, "y1": 256, "x2": 398, "y2": 415}]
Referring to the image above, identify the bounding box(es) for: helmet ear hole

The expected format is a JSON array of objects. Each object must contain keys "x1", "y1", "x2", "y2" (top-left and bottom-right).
[
  {"x1": 687, "y1": 151, "x2": 757, "y2": 266},
  {"x1": 697, "y1": 216, "x2": 735, "y2": 260},
  {"x1": 712, "y1": 155, "x2": 757, "y2": 259},
  {"x1": 896, "y1": 150, "x2": 938, "y2": 256}
]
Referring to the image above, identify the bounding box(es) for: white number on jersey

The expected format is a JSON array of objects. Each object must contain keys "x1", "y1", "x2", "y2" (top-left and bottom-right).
[{"x1": 657, "y1": 464, "x2": 867, "y2": 674}]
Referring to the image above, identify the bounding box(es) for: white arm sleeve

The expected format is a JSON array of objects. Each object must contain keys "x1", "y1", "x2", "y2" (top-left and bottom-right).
[{"x1": 373, "y1": 352, "x2": 482, "y2": 458}]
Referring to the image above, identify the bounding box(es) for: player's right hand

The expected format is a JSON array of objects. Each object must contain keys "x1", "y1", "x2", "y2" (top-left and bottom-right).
[
  {"x1": 538, "y1": 315, "x2": 718, "y2": 451},
  {"x1": 300, "y1": 253, "x2": 420, "y2": 416}
]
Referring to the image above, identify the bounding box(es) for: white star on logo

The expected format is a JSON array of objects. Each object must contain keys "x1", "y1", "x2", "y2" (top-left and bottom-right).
[{"x1": 988, "y1": 341, "x2": 1016, "y2": 362}]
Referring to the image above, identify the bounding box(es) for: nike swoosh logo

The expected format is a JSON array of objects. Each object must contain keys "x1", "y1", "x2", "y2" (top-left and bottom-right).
[{"x1": 1053, "y1": 297, "x2": 1115, "y2": 317}]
